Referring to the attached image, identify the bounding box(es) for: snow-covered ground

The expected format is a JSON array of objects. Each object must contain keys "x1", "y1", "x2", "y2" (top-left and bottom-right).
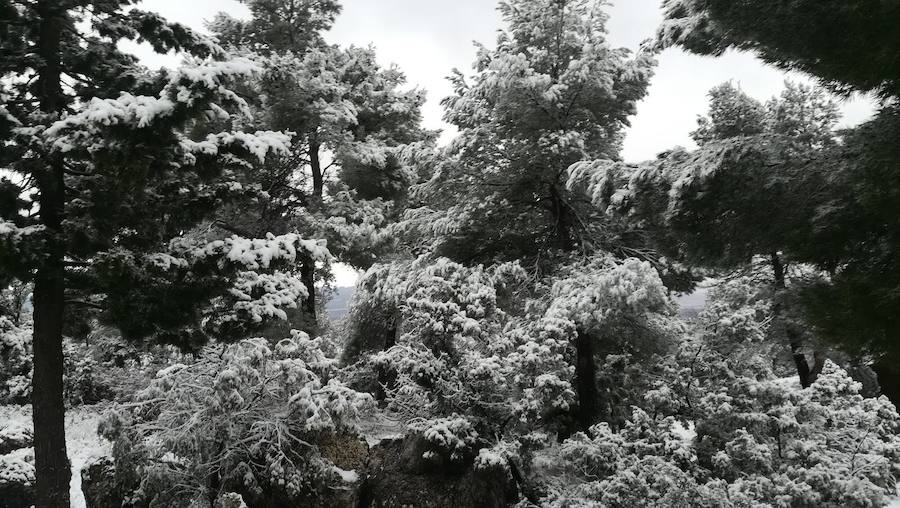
[
  {"x1": 0, "y1": 404, "x2": 112, "y2": 508},
  {"x1": 888, "y1": 487, "x2": 900, "y2": 508}
]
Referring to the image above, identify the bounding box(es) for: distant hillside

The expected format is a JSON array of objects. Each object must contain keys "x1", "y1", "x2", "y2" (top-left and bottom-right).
[
  {"x1": 325, "y1": 286, "x2": 355, "y2": 320},
  {"x1": 675, "y1": 287, "x2": 709, "y2": 319}
]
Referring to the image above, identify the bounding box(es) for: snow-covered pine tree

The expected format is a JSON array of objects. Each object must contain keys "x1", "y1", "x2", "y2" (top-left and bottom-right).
[
  {"x1": 568, "y1": 81, "x2": 841, "y2": 388},
  {"x1": 656, "y1": 0, "x2": 900, "y2": 408},
  {"x1": 403, "y1": 0, "x2": 655, "y2": 264},
  {"x1": 0, "y1": 2, "x2": 321, "y2": 504},
  {"x1": 208, "y1": 0, "x2": 342, "y2": 56},
  {"x1": 381, "y1": 0, "x2": 681, "y2": 435},
  {"x1": 209, "y1": 0, "x2": 429, "y2": 333}
]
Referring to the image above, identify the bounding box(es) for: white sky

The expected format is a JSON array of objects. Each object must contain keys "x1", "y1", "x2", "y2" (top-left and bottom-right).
[{"x1": 127, "y1": 0, "x2": 877, "y2": 286}]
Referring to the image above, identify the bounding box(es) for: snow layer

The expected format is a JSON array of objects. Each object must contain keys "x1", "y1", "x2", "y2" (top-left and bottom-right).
[{"x1": 0, "y1": 404, "x2": 111, "y2": 508}]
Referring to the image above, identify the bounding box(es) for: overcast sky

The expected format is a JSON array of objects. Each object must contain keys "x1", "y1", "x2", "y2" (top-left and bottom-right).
[
  {"x1": 131, "y1": 0, "x2": 876, "y2": 162},
  {"x1": 128, "y1": 0, "x2": 876, "y2": 286}
]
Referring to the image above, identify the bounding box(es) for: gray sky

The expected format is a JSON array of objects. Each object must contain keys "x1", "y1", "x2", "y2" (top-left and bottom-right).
[{"x1": 131, "y1": 0, "x2": 876, "y2": 162}]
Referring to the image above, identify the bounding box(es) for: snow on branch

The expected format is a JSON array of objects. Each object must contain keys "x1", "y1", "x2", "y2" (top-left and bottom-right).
[
  {"x1": 548, "y1": 256, "x2": 672, "y2": 330},
  {"x1": 0, "y1": 221, "x2": 48, "y2": 272},
  {"x1": 188, "y1": 233, "x2": 331, "y2": 270},
  {"x1": 44, "y1": 57, "x2": 270, "y2": 155},
  {"x1": 225, "y1": 271, "x2": 308, "y2": 323},
  {"x1": 179, "y1": 130, "x2": 293, "y2": 164}
]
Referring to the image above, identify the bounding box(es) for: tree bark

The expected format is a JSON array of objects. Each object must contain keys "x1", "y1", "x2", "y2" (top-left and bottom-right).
[
  {"x1": 771, "y1": 252, "x2": 814, "y2": 388},
  {"x1": 310, "y1": 141, "x2": 324, "y2": 198},
  {"x1": 32, "y1": 2, "x2": 71, "y2": 506},
  {"x1": 549, "y1": 184, "x2": 574, "y2": 251},
  {"x1": 301, "y1": 138, "x2": 325, "y2": 335},
  {"x1": 574, "y1": 330, "x2": 599, "y2": 432},
  {"x1": 300, "y1": 258, "x2": 317, "y2": 336},
  {"x1": 32, "y1": 272, "x2": 70, "y2": 508}
]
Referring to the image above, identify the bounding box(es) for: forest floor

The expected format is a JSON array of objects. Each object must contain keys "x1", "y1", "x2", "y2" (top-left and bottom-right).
[{"x1": 0, "y1": 403, "x2": 111, "y2": 508}]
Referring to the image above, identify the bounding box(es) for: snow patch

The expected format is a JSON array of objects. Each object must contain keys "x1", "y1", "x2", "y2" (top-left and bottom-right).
[
  {"x1": 333, "y1": 466, "x2": 358, "y2": 483},
  {"x1": 0, "y1": 405, "x2": 111, "y2": 508}
]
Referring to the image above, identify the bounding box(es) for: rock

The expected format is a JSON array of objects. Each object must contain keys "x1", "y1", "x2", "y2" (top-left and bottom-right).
[
  {"x1": 0, "y1": 424, "x2": 33, "y2": 455},
  {"x1": 218, "y1": 492, "x2": 249, "y2": 508},
  {"x1": 81, "y1": 456, "x2": 136, "y2": 508},
  {"x1": 357, "y1": 435, "x2": 518, "y2": 508}
]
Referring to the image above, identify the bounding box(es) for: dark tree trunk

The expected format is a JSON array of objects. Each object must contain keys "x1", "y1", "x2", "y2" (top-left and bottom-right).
[
  {"x1": 873, "y1": 360, "x2": 900, "y2": 408},
  {"x1": 574, "y1": 330, "x2": 599, "y2": 432},
  {"x1": 32, "y1": 273, "x2": 70, "y2": 508},
  {"x1": 771, "y1": 252, "x2": 815, "y2": 388},
  {"x1": 549, "y1": 185, "x2": 574, "y2": 251},
  {"x1": 299, "y1": 140, "x2": 323, "y2": 337},
  {"x1": 310, "y1": 141, "x2": 324, "y2": 198},
  {"x1": 301, "y1": 259, "x2": 317, "y2": 335},
  {"x1": 32, "y1": 2, "x2": 71, "y2": 506}
]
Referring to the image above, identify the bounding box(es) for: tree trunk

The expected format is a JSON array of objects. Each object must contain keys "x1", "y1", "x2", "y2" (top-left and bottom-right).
[
  {"x1": 574, "y1": 330, "x2": 599, "y2": 432},
  {"x1": 300, "y1": 259, "x2": 317, "y2": 336},
  {"x1": 549, "y1": 185, "x2": 574, "y2": 251},
  {"x1": 770, "y1": 252, "x2": 815, "y2": 388},
  {"x1": 32, "y1": 272, "x2": 70, "y2": 507},
  {"x1": 310, "y1": 141, "x2": 324, "y2": 198},
  {"x1": 33, "y1": 2, "x2": 71, "y2": 506}
]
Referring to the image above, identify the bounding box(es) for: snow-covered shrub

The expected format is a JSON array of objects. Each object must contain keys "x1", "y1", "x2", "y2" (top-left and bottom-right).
[
  {"x1": 362, "y1": 258, "x2": 573, "y2": 430},
  {"x1": 695, "y1": 361, "x2": 900, "y2": 506},
  {"x1": 640, "y1": 277, "x2": 787, "y2": 424},
  {"x1": 348, "y1": 253, "x2": 687, "y2": 504},
  {"x1": 0, "y1": 317, "x2": 31, "y2": 404},
  {"x1": 546, "y1": 256, "x2": 673, "y2": 332},
  {"x1": 699, "y1": 276, "x2": 772, "y2": 348},
  {"x1": 62, "y1": 341, "x2": 119, "y2": 405},
  {"x1": 540, "y1": 255, "x2": 682, "y2": 430},
  {"x1": 0, "y1": 448, "x2": 35, "y2": 508},
  {"x1": 0, "y1": 424, "x2": 32, "y2": 455},
  {"x1": 541, "y1": 361, "x2": 900, "y2": 507},
  {"x1": 535, "y1": 407, "x2": 722, "y2": 507},
  {"x1": 0, "y1": 317, "x2": 131, "y2": 405},
  {"x1": 409, "y1": 415, "x2": 480, "y2": 463},
  {"x1": 100, "y1": 331, "x2": 373, "y2": 507}
]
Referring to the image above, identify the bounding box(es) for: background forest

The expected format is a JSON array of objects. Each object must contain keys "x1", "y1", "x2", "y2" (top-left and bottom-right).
[{"x1": 1, "y1": 0, "x2": 900, "y2": 507}]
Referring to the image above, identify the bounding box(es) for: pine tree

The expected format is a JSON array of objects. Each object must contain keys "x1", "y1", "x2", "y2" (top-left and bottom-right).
[
  {"x1": 658, "y1": 0, "x2": 900, "y2": 401},
  {"x1": 208, "y1": 0, "x2": 342, "y2": 56},
  {"x1": 569, "y1": 81, "x2": 841, "y2": 388},
  {"x1": 657, "y1": 0, "x2": 900, "y2": 98},
  {"x1": 383, "y1": 0, "x2": 674, "y2": 434},
  {"x1": 405, "y1": 0, "x2": 655, "y2": 264},
  {"x1": 209, "y1": 0, "x2": 428, "y2": 334},
  {"x1": 0, "y1": 2, "x2": 319, "y2": 504}
]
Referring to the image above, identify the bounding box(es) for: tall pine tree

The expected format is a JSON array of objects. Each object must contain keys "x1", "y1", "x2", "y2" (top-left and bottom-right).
[
  {"x1": 210, "y1": 0, "x2": 428, "y2": 333},
  {"x1": 394, "y1": 0, "x2": 664, "y2": 432},
  {"x1": 405, "y1": 0, "x2": 655, "y2": 265},
  {"x1": 0, "y1": 1, "x2": 322, "y2": 504}
]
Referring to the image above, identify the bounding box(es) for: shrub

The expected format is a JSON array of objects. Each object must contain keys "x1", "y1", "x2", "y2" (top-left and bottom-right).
[
  {"x1": 538, "y1": 362, "x2": 900, "y2": 507},
  {"x1": 100, "y1": 331, "x2": 373, "y2": 507}
]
